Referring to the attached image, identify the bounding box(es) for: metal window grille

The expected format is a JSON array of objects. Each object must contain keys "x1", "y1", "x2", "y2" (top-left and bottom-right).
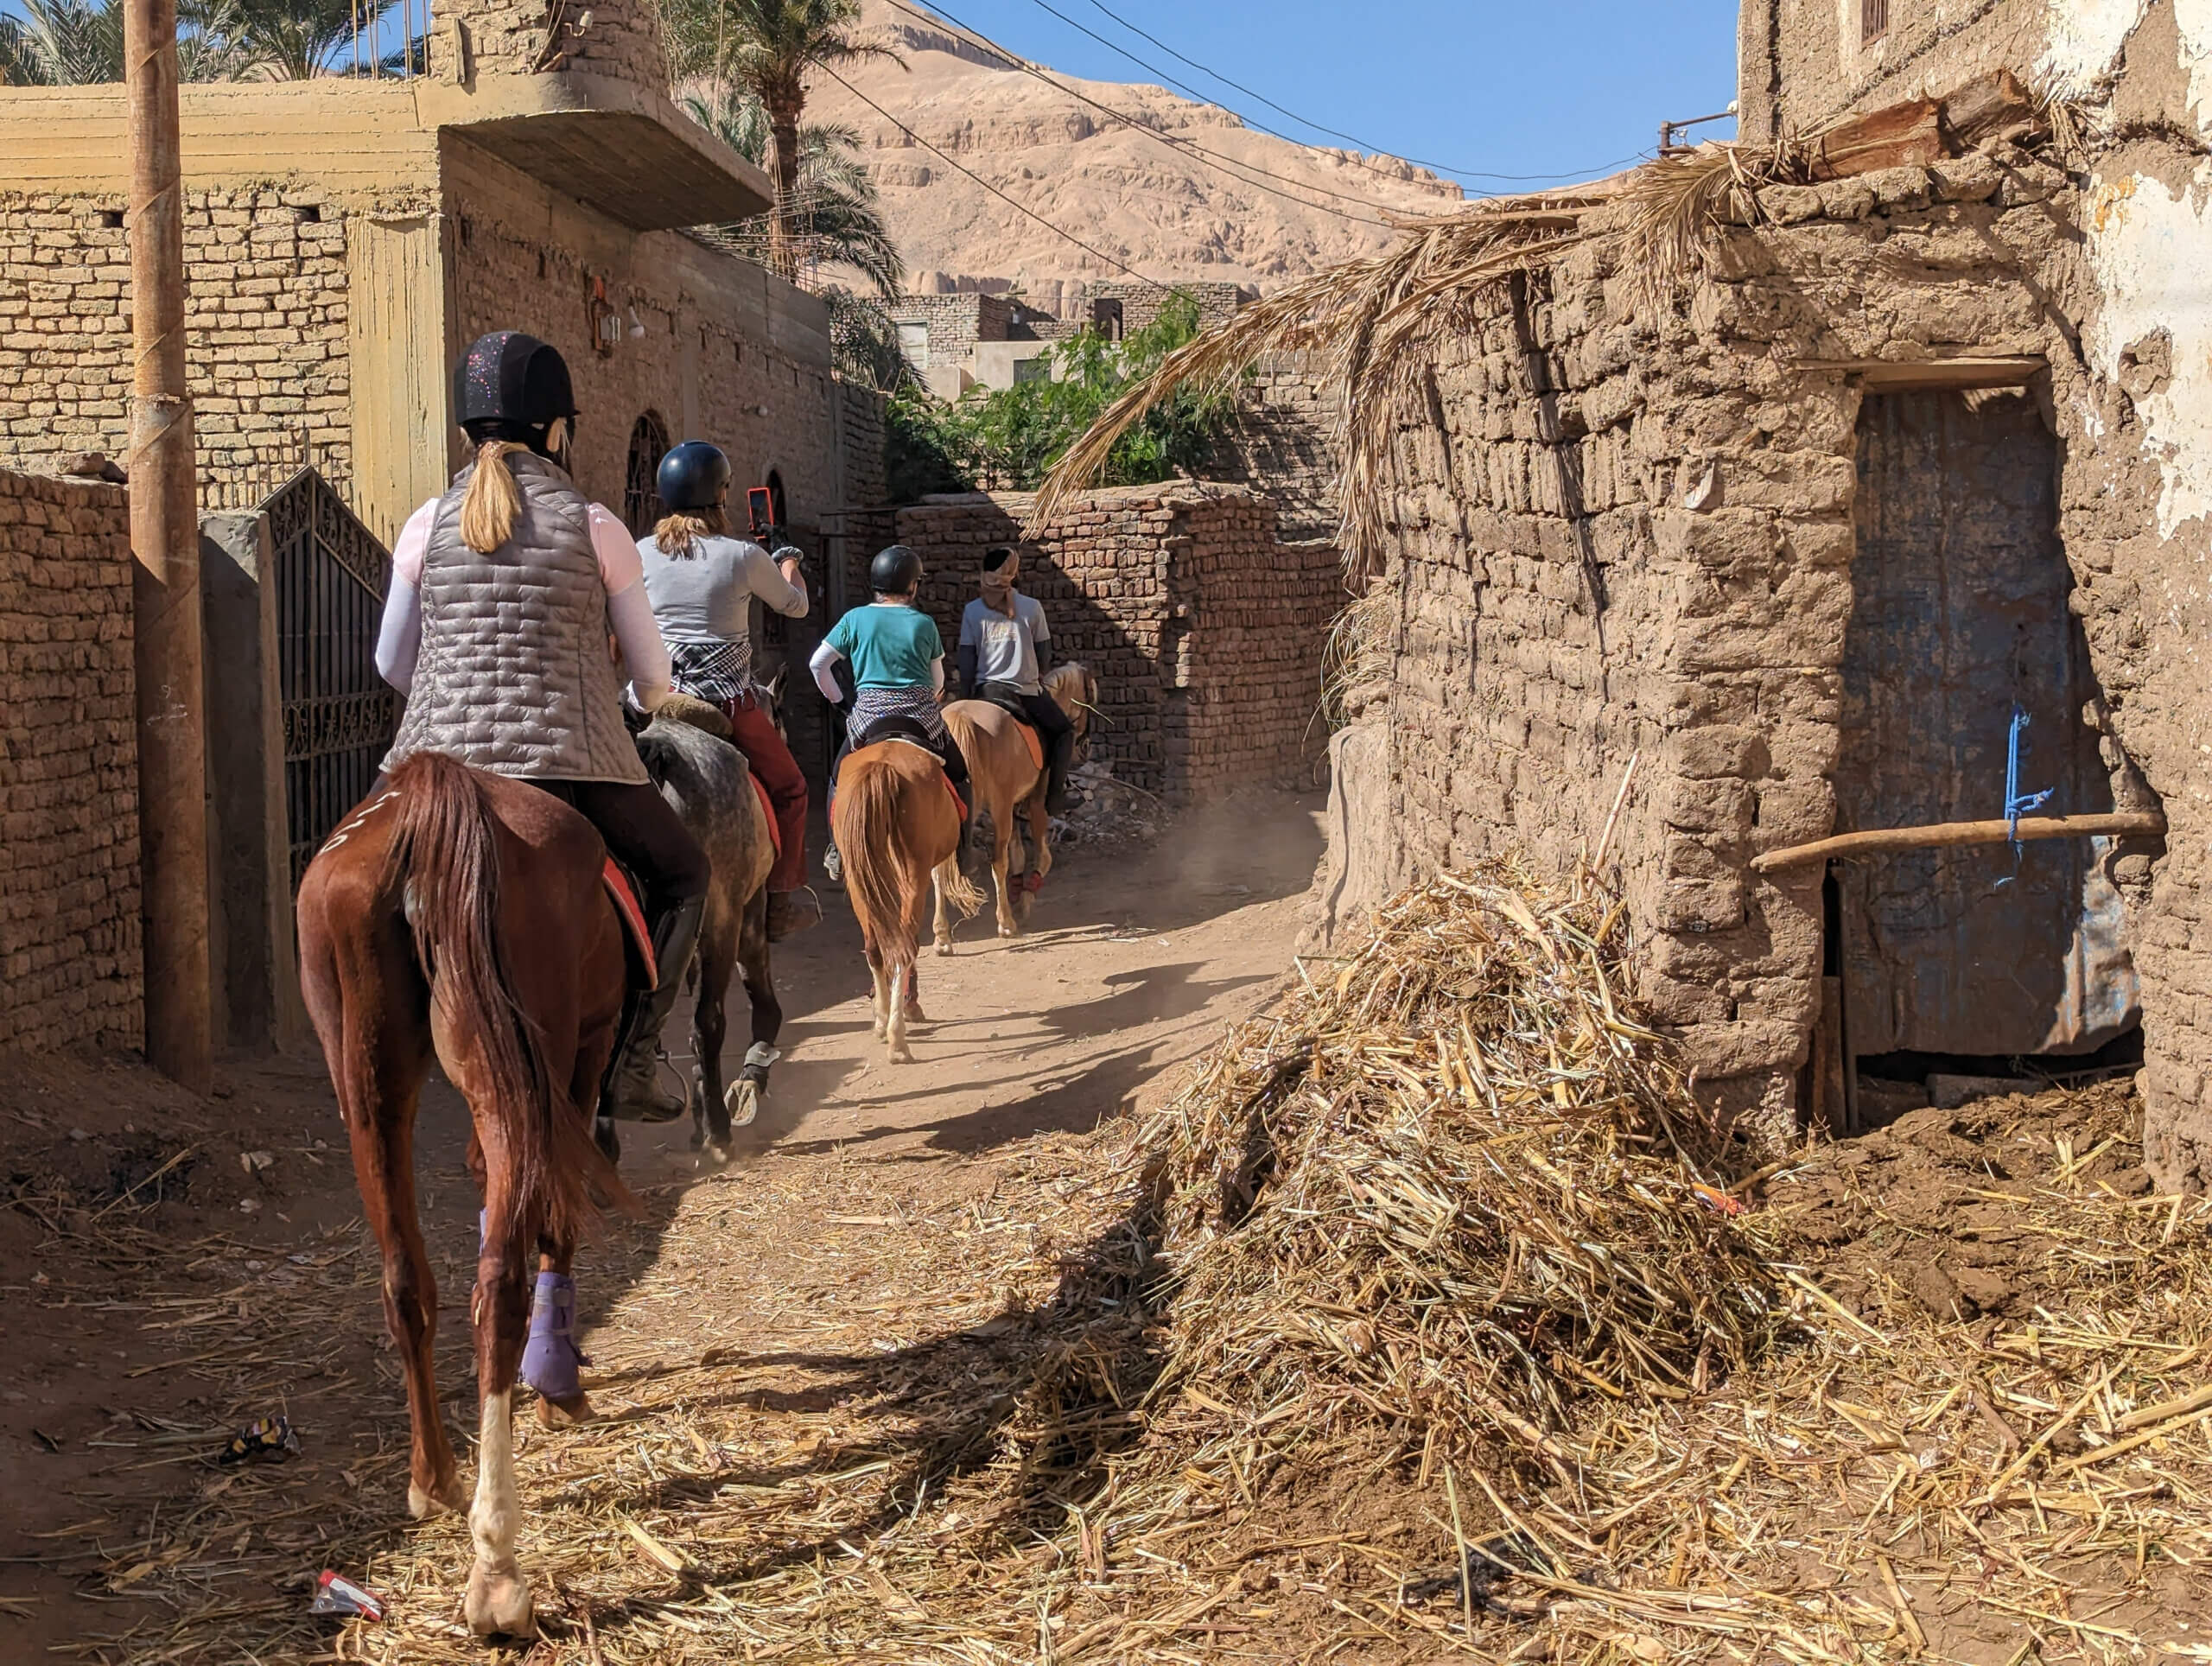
[
  {"x1": 1862, "y1": 0, "x2": 1888, "y2": 42},
  {"x1": 624, "y1": 411, "x2": 670, "y2": 536}
]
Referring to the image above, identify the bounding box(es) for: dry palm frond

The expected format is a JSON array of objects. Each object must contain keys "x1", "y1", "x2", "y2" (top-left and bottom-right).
[
  {"x1": 1317, "y1": 578, "x2": 1394, "y2": 728},
  {"x1": 1618, "y1": 141, "x2": 1768, "y2": 315},
  {"x1": 1028, "y1": 189, "x2": 1617, "y2": 569}
]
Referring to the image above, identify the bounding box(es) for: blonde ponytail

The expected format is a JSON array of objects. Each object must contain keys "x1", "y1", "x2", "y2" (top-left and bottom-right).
[
  {"x1": 652, "y1": 502, "x2": 726, "y2": 559},
  {"x1": 460, "y1": 441, "x2": 527, "y2": 553}
]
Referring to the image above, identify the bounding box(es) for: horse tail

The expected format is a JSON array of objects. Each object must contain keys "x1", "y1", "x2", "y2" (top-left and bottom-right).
[
  {"x1": 383, "y1": 752, "x2": 616, "y2": 1245},
  {"x1": 836, "y1": 754, "x2": 923, "y2": 965},
  {"x1": 935, "y1": 853, "x2": 987, "y2": 920}
]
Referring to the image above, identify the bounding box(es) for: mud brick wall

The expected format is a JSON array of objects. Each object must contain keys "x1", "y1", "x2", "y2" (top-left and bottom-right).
[
  {"x1": 0, "y1": 189, "x2": 353, "y2": 491},
  {"x1": 1205, "y1": 350, "x2": 1341, "y2": 542},
  {"x1": 0, "y1": 468, "x2": 141, "y2": 1055},
  {"x1": 836, "y1": 381, "x2": 887, "y2": 510},
  {"x1": 433, "y1": 0, "x2": 667, "y2": 85},
  {"x1": 877, "y1": 484, "x2": 1338, "y2": 800},
  {"x1": 1332, "y1": 140, "x2": 2212, "y2": 1174}
]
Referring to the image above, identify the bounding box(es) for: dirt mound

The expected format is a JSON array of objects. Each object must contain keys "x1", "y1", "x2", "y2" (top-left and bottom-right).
[
  {"x1": 1777, "y1": 1081, "x2": 2149, "y2": 1323},
  {"x1": 803, "y1": 0, "x2": 1465, "y2": 294}
]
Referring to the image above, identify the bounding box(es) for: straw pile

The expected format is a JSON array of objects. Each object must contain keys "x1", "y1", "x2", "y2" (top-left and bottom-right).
[
  {"x1": 31, "y1": 862, "x2": 2212, "y2": 1663},
  {"x1": 1124, "y1": 862, "x2": 1782, "y2": 1497}
]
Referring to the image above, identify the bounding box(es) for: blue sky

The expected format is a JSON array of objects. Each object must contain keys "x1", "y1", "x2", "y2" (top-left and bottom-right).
[{"x1": 916, "y1": 0, "x2": 1744, "y2": 188}]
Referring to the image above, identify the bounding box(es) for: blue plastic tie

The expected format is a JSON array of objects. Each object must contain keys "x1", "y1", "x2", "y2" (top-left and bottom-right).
[{"x1": 1999, "y1": 703, "x2": 2054, "y2": 884}]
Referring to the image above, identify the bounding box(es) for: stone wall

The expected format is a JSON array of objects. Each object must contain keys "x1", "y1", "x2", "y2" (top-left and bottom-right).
[
  {"x1": 1205, "y1": 350, "x2": 1341, "y2": 543},
  {"x1": 0, "y1": 468, "x2": 141, "y2": 1055},
  {"x1": 870, "y1": 484, "x2": 1340, "y2": 800},
  {"x1": 433, "y1": 0, "x2": 667, "y2": 87},
  {"x1": 1737, "y1": 0, "x2": 2048, "y2": 143},
  {"x1": 0, "y1": 188, "x2": 354, "y2": 492}
]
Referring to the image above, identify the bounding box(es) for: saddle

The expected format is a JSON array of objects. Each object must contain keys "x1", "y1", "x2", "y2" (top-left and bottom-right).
[
  {"x1": 601, "y1": 859, "x2": 658, "y2": 989},
  {"x1": 849, "y1": 715, "x2": 968, "y2": 817},
  {"x1": 976, "y1": 682, "x2": 1046, "y2": 773}
]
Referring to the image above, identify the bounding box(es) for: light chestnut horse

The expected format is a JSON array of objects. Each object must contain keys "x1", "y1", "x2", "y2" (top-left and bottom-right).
[
  {"x1": 296, "y1": 753, "x2": 631, "y2": 1640},
  {"x1": 832, "y1": 737, "x2": 984, "y2": 1061},
  {"x1": 938, "y1": 662, "x2": 1096, "y2": 950}
]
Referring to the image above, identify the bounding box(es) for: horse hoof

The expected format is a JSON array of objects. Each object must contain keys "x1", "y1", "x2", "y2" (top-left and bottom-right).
[
  {"x1": 464, "y1": 1564, "x2": 536, "y2": 1639},
  {"x1": 537, "y1": 1390, "x2": 594, "y2": 1429},
  {"x1": 935, "y1": 939, "x2": 954, "y2": 957},
  {"x1": 407, "y1": 1472, "x2": 464, "y2": 1519},
  {"x1": 998, "y1": 925, "x2": 1019, "y2": 939},
  {"x1": 696, "y1": 1138, "x2": 733, "y2": 1170},
  {"x1": 889, "y1": 1047, "x2": 914, "y2": 1065},
  {"x1": 725, "y1": 1078, "x2": 760, "y2": 1129}
]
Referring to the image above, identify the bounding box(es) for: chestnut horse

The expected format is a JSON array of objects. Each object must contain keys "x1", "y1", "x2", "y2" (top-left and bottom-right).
[
  {"x1": 831, "y1": 739, "x2": 984, "y2": 1060},
  {"x1": 296, "y1": 752, "x2": 629, "y2": 1640},
  {"x1": 937, "y1": 661, "x2": 1096, "y2": 949}
]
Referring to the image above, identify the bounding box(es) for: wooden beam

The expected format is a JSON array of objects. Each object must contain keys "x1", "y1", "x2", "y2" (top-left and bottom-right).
[
  {"x1": 1751, "y1": 812, "x2": 2166, "y2": 875},
  {"x1": 1791, "y1": 356, "x2": 2045, "y2": 391}
]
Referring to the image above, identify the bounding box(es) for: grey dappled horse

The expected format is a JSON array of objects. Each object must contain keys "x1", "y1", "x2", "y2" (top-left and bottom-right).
[{"x1": 622, "y1": 695, "x2": 783, "y2": 1163}]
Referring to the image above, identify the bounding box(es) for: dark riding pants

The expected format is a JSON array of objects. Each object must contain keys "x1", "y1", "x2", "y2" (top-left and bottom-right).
[
  {"x1": 1008, "y1": 687, "x2": 1075, "y2": 798},
  {"x1": 527, "y1": 778, "x2": 709, "y2": 921},
  {"x1": 719, "y1": 691, "x2": 810, "y2": 893}
]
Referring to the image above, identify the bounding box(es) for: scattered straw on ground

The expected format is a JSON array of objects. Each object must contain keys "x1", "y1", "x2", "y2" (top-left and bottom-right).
[{"x1": 22, "y1": 863, "x2": 2212, "y2": 1663}]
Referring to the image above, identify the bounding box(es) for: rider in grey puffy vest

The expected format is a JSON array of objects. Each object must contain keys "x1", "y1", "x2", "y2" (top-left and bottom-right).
[{"x1": 373, "y1": 330, "x2": 708, "y2": 1129}]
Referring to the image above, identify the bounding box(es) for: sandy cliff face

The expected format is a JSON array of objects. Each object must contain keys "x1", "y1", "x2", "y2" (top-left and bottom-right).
[{"x1": 805, "y1": 0, "x2": 1464, "y2": 298}]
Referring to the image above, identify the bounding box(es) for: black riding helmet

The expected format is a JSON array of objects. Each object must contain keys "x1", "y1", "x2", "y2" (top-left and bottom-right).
[
  {"x1": 870, "y1": 544, "x2": 922, "y2": 595},
  {"x1": 656, "y1": 441, "x2": 731, "y2": 512},
  {"x1": 453, "y1": 331, "x2": 577, "y2": 454}
]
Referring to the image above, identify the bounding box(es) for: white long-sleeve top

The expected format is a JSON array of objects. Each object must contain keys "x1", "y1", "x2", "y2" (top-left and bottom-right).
[{"x1": 373, "y1": 498, "x2": 673, "y2": 711}]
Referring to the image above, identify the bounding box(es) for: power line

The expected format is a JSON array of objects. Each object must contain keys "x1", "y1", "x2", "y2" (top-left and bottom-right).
[
  {"x1": 811, "y1": 61, "x2": 1165, "y2": 283},
  {"x1": 1075, "y1": 0, "x2": 1655, "y2": 184},
  {"x1": 875, "y1": 0, "x2": 1396, "y2": 225}
]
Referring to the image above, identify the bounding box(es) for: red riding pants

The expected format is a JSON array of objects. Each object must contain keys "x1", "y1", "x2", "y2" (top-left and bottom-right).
[{"x1": 722, "y1": 691, "x2": 810, "y2": 893}]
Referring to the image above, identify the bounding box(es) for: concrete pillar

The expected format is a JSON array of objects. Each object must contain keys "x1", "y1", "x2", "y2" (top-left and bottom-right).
[{"x1": 200, "y1": 511, "x2": 310, "y2": 1052}]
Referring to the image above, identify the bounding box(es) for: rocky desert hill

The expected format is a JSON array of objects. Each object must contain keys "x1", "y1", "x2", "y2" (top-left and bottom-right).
[{"x1": 807, "y1": 0, "x2": 1465, "y2": 302}]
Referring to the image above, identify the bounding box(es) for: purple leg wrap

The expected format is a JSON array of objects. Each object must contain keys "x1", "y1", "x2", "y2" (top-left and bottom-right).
[{"x1": 518, "y1": 1271, "x2": 587, "y2": 1402}]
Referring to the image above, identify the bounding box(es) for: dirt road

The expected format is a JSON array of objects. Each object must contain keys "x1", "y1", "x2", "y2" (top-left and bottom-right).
[{"x1": 0, "y1": 795, "x2": 1324, "y2": 1658}]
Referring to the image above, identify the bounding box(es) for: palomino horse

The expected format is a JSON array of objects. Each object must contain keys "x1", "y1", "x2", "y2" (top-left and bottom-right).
[
  {"x1": 296, "y1": 752, "x2": 630, "y2": 1640},
  {"x1": 632, "y1": 693, "x2": 780, "y2": 1163},
  {"x1": 938, "y1": 661, "x2": 1096, "y2": 949},
  {"x1": 832, "y1": 737, "x2": 985, "y2": 1060}
]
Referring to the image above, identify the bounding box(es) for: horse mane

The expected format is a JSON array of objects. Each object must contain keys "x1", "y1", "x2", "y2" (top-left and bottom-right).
[{"x1": 1044, "y1": 660, "x2": 1094, "y2": 708}]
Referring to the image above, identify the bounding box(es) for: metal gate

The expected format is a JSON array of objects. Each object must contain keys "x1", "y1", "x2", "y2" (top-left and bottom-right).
[{"x1": 269, "y1": 467, "x2": 398, "y2": 888}]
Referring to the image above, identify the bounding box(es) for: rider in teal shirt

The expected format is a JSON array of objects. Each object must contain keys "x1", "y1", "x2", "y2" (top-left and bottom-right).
[{"x1": 808, "y1": 545, "x2": 970, "y2": 880}]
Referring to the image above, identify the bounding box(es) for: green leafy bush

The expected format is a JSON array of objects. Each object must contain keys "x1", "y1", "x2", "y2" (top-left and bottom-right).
[{"x1": 886, "y1": 293, "x2": 1235, "y2": 497}]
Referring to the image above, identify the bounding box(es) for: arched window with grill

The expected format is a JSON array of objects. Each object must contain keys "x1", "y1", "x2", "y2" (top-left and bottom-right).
[{"x1": 623, "y1": 411, "x2": 670, "y2": 536}]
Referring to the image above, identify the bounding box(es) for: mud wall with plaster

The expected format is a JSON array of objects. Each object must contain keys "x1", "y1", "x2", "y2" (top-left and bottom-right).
[
  {"x1": 1330, "y1": 138, "x2": 2212, "y2": 1171},
  {"x1": 0, "y1": 468, "x2": 141, "y2": 1056},
  {"x1": 877, "y1": 485, "x2": 1339, "y2": 802}
]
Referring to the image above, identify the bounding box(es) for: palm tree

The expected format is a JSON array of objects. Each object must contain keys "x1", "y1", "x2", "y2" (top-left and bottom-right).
[
  {"x1": 659, "y1": 0, "x2": 901, "y2": 282},
  {"x1": 1, "y1": 0, "x2": 122, "y2": 83},
  {"x1": 682, "y1": 86, "x2": 904, "y2": 297},
  {"x1": 214, "y1": 0, "x2": 397, "y2": 79},
  {"x1": 0, "y1": 0, "x2": 382, "y2": 84}
]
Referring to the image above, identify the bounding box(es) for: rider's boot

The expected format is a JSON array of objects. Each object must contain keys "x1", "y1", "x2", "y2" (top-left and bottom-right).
[
  {"x1": 604, "y1": 894, "x2": 705, "y2": 1122},
  {"x1": 766, "y1": 889, "x2": 819, "y2": 941},
  {"x1": 1043, "y1": 728, "x2": 1075, "y2": 815}
]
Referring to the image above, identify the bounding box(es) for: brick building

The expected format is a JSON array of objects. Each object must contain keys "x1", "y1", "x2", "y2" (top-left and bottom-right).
[
  {"x1": 0, "y1": 467, "x2": 140, "y2": 1055},
  {"x1": 889, "y1": 279, "x2": 1257, "y2": 397},
  {"x1": 0, "y1": 5, "x2": 868, "y2": 549},
  {"x1": 1308, "y1": 4, "x2": 2212, "y2": 1191}
]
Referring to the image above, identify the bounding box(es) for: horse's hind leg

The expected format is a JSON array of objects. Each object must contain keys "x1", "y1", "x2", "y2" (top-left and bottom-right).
[
  {"x1": 987, "y1": 805, "x2": 1020, "y2": 938},
  {"x1": 933, "y1": 862, "x2": 957, "y2": 957},
  {"x1": 727, "y1": 887, "x2": 781, "y2": 1137},
  {"x1": 864, "y1": 930, "x2": 890, "y2": 1042},
  {"x1": 322, "y1": 990, "x2": 456, "y2": 1517},
  {"x1": 691, "y1": 900, "x2": 736, "y2": 1160},
  {"x1": 886, "y1": 950, "x2": 914, "y2": 1063}
]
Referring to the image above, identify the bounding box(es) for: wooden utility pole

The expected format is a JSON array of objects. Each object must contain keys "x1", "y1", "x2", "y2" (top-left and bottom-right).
[{"x1": 124, "y1": 0, "x2": 214, "y2": 1091}]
